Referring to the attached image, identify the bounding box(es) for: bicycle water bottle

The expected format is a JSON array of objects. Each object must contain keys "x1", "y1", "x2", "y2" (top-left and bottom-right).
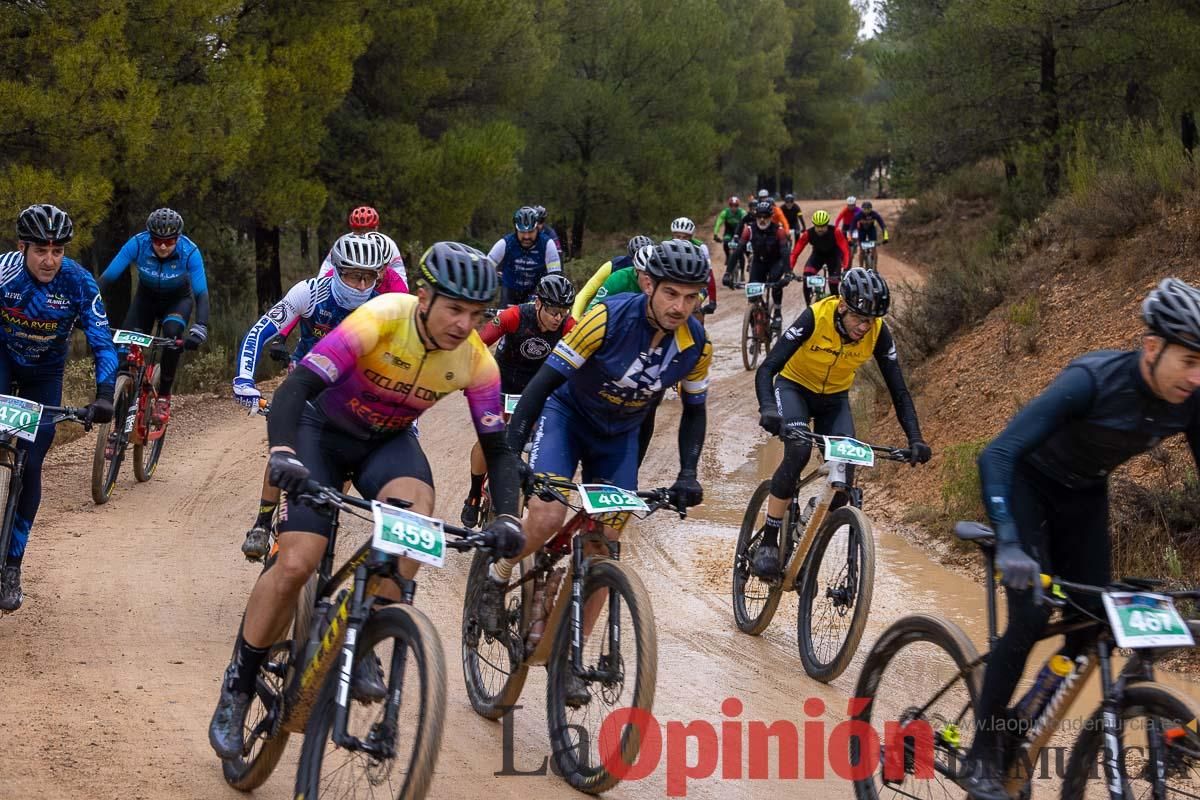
[{"x1": 1014, "y1": 654, "x2": 1073, "y2": 726}]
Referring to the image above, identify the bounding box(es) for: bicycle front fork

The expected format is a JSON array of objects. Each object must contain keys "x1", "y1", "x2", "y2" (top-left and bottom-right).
[{"x1": 569, "y1": 534, "x2": 622, "y2": 682}]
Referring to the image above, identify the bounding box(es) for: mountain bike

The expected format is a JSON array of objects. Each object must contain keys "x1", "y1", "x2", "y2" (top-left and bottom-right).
[
  {"x1": 849, "y1": 520, "x2": 1200, "y2": 800},
  {"x1": 220, "y1": 480, "x2": 499, "y2": 798},
  {"x1": 806, "y1": 268, "x2": 832, "y2": 303},
  {"x1": 90, "y1": 329, "x2": 181, "y2": 504},
  {"x1": 859, "y1": 238, "x2": 879, "y2": 271},
  {"x1": 741, "y1": 272, "x2": 796, "y2": 371},
  {"x1": 732, "y1": 428, "x2": 911, "y2": 681},
  {"x1": 0, "y1": 397, "x2": 89, "y2": 601},
  {"x1": 461, "y1": 476, "x2": 682, "y2": 794}
]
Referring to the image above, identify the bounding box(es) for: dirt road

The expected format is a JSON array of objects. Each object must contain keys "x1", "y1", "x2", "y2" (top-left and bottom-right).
[{"x1": 3, "y1": 199, "x2": 1191, "y2": 799}]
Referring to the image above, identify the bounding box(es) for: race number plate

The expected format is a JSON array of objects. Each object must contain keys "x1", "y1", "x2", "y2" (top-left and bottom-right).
[
  {"x1": 1101, "y1": 592, "x2": 1194, "y2": 649},
  {"x1": 745, "y1": 282, "x2": 765, "y2": 299},
  {"x1": 579, "y1": 484, "x2": 649, "y2": 515},
  {"x1": 823, "y1": 435, "x2": 875, "y2": 467},
  {"x1": 113, "y1": 329, "x2": 155, "y2": 347},
  {"x1": 371, "y1": 501, "x2": 446, "y2": 568},
  {"x1": 503, "y1": 394, "x2": 521, "y2": 415},
  {"x1": 806, "y1": 275, "x2": 826, "y2": 288},
  {"x1": 862, "y1": 240, "x2": 877, "y2": 250},
  {"x1": 0, "y1": 394, "x2": 42, "y2": 442}
]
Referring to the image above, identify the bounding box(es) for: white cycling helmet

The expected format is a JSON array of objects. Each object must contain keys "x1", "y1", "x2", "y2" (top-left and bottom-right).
[
  {"x1": 757, "y1": 189, "x2": 770, "y2": 199},
  {"x1": 633, "y1": 244, "x2": 655, "y2": 271},
  {"x1": 670, "y1": 217, "x2": 696, "y2": 236},
  {"x1": 329, "y1": 232, "x2": 387, "y2": 272},
  {"x1": 846, "y1": 195, "x2": 858, "y2": 205}
]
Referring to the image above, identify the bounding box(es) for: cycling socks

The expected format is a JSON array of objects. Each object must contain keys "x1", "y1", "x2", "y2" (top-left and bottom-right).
[
  {"x1": 230, "y1": 630, "x2": 271, "y2": 696},
  {"x1": 760, "y1": 515, "x2": 783, "y2": 548},
  {"x1": 467, "y1": 472, "x2": 486, "y2": 501},
  {"x1": 254, "y1": 500, "x2": 277, "y2": 529}
]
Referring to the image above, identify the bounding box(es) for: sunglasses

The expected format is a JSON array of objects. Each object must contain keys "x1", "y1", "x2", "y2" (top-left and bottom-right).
[
  {"x1": 541, "y1": 304, "x2": 570, "y2": 317},
  {"x1": 152, "y1": 237, "x2": 178, "y2": 246}
]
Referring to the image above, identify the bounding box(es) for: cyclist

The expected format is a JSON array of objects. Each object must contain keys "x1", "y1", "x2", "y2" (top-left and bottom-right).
[
  {"x1": 780, "y1": 193, "x2": 804, "y2": 246},
  {"x1": 99, "y1": 208, "x2": 209, "y2": 424},
  {"x1": 572, "y1": 235, "x2": 653, "y2": 319},
  {"x1": 0, "y1": 205, "x2": 117, "y2": 612},
  {"x1": 533, "y1": 205, "x2": 564, "y2": 257},
  {"x1": 232, "y1": 233, "x2": 388, "y2": 560},
  {"x1": 460, "y1": 273, "x2": 577, "y2": 528},
  {"x1": 790, "y1": 209, "x2": 851, "y2": 306},
  {"x1": 960, "y1": 277, "x2": 1200, "y2": 799},
  {"x1": 751, "y1": 268, "x2": 930, "y2": 578},
  {"x1": 713, "y1": 196, "x2": 747, "y2": 285},
  {"x1": 731, "y1": 200, "x2": 791, "y2": 330},
  {"x1": 851, "y1": 200, "x2": 889, "y2": 266},
  {"x1": 476, "y1": 239, "x2": 712, "y2": 704},
  {"x1": 834, "y1": 195, "x2": 859, "y2": 241},
  {"x1": 488, "y1": 206, "x2": 562, "y2": 308},
  {"x1": 208, "y1": 241, "x2": 526, "y2": 761}
]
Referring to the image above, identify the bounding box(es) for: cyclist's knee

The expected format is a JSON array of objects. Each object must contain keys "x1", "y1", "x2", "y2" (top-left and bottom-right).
[{"x1": 271, "y1": 541, "x2": 323, "y2": 591}]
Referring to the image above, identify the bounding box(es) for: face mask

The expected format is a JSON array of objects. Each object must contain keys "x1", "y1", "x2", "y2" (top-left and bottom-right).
[{"x1": 331, "y1": 270, "x2": 376, "y2": 308}]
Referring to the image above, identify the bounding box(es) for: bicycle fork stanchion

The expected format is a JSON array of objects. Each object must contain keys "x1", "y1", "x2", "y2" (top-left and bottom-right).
[{"x1": 1095, "y1": 637, "x2": 1129, "y2": 800}]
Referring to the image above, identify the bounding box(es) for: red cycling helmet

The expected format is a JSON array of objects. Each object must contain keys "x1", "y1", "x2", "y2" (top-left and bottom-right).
[{"x1": 347, "y1": 205, "x2": 380, "y2": 231}]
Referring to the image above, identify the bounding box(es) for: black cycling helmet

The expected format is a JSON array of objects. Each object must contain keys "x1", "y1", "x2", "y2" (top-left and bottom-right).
[
  {"x1": 644, "y1": 239, "x2": 710, "y2": 285},
  {"x1": 17, "y1": 204, "x2": 73, "y2": 245},
  {"x1": 840, "y1": 268, "x2": 890, "y2": 317},
  {"x1": 418, "y1": 242, "x2": 497, "y2": 303},
  {"x1": 513, "y1": 206, "x2": 539, "y2": 233},
  {"x1": 533, "y1": 205, "x2": 548, "y2": 223},
  {"x1": 146, "y1": 207, "x2": 184, "y2": 238},
  {"x1": 862, "y1": 200, "x2": 874, "y2": 211},
  {"x1": 754, "y1": 200, "x2": 774, "y2": 217},
  {"x1": 784, "y1": 193, "x2": 795, "y2": 202},
  {"x1": 1143, "y1": 277, "x2": 1200, "y2": 351},
  {"x1": 535, "y1": 273, "x2": 575, "y2": 307},
  {"x1": 627, "y1": 234, "x2": 654, "y2": 257}
]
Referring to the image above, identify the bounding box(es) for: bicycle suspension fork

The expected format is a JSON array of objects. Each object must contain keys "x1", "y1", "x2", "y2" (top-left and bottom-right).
[{"x1": 568, "y1": 533, "x2": 623, "y2": 681}]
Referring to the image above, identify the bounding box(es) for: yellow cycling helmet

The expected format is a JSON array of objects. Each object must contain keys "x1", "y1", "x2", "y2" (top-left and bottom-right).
[{"x1": 811, "y1": 209, "x2": 830, "y2": 226}]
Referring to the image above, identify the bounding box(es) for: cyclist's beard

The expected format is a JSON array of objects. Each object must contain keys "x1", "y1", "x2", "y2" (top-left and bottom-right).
[{"x1": 331, "y1": 271, "x2": 375, "y2": 309}]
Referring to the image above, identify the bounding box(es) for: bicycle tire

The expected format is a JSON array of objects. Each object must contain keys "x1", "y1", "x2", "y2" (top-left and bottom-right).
[
  {"x1": 461, "y1": 549, "x2": 530, "y2": 720},
  {"x1": 546, "y1": 558, "x2": 656, "y2": 795},
  {"x1": 133, "y1": 367, "x2": 164, "y2": 482},
  {"x1": 731, "y1": 479, "x2": 783, "y2": 635},
  {"x1": 741, "y1": 302, "x2": 759, "y2": 370},
  {"x1": 851, "y1": 613, "x2": 982, "y2": 800},
  {"x1": 294, "y1": 604, "x2": 446, "y2": 800},
  {"x1": 796, "y1": 505, "x2": 875, "y2": 682},
  {"x1": 221, "y1": 575, "x2": 317, "y2": 790},
  {"x1": 91, "y1": 373, "x2": 133, "y2": 505},
  {"x1": 1061, "y1": 682, "x2": 1200, "y2": 800}
]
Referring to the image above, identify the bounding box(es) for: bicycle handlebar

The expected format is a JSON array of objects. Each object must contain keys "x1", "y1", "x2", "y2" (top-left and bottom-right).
[
  {"x1": 527, "y1": 475, "x2": 688, "y2": 519},
  {"x1": 781, "y1": 427, "x2": 912, "y2": 463}
]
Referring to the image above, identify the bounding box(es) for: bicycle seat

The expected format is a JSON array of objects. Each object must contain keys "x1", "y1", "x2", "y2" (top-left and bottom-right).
[{"x1": 953, "y1": 521, "x2": 995, "y2": 545}]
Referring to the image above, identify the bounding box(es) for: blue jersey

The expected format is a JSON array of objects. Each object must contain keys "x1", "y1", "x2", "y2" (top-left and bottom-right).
[
  {"x1": 101, "y1": 231, "x2": 209, "y2": 300},
  {"x1": 0, "y1": 252, "x2": 118, "y2": 395},
  {"x1": 546, "y1": 292, "x2": 711, "y2": 435},
  {"x1": 488, "y1": 232, "x2": 562, "y2": 294}
]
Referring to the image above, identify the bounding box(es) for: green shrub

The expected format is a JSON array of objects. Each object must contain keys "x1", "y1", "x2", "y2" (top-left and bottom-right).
[{"x1": 939, "y1": 438, "x2": 989, "y2": 525}]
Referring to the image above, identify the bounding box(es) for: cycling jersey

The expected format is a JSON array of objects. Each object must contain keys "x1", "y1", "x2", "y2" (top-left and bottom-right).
[
  {"x1": 573, "y1": 255, "x2": 633, "y2": 319},
  {"x1": 790, "y1": 225, "x2": 851, "y2": 270},
  {"x1": 781, "y1": 203, "x2": 803, "y2": 231},
  {"x1": 299, "y1": 293, "x2": 503, "y2": 439},
  {"x1": 833, "y1": 206, "x2": 859, "y2": 232},
  {"x1": 713, "y1": 207, "x2": 747, "y2": 239},
  {"x1": 487, "y1": 232, "x2": 562, "y2": 295},
  {"x1": 0, "y1": 252, "x2": 117, "y2": 395},
  {"x1": 547, "y1": 292, "x2": 711, "y2": 435},
  {"x1": 542, "y1": 225, "x2": 564, "y2": 257},
  {"x1": 737, "y1": 221, "x2": 788, "y2": 268},
  {"x1": 768, "y1": 205, "x2": 791, "y2": 232},
  {"x1": 979, "y1": 349, "x2": 1200, "y2": 534},
  {"x1": 686, "y1": 237, "x2": 713, "y2": 264},
  {"x1": 237, "y1": 275, "x2": 378, "y2": 386},
  {"x1": 481, "y1": 303, "x2": 575, "y2": 394},
  {"x1": 853, "y1": 209, "x2": 888, "y2": 243},
  {"x1": 101, "y1": 232, "x2": 209, "y2": 324}
]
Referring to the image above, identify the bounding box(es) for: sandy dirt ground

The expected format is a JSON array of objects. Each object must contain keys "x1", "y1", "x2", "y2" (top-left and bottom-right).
[{"x1": 1, "y1": 197, "x2": 1192, "y2": 800}]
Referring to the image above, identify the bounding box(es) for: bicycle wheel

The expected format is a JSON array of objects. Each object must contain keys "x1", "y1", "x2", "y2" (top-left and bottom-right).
[
  {"x1": 222, "y1": 575, "x2": 317, "y2": 790},
  {"x1": 461, "y1": 550, "x2": 530, "y2": 720},
  {"x1": 133, "y1": 368, "x2": 165, "y2": 482},
  {"x1": 851, "y1": 613, "x2": 982, "y2": 800},
  {"x1": 731, "y1": 479, "x2": 783, "y2": 635},
  {"x1": 295, "y1": 604, "x2": 446, "y2": 800},
  {"x1": 546, "y1": 558, "x2": 656, "y2": 795},
  {"x1": 741, "y1": 302, "x2": 759, "y2": 370},
  {"x1": 91, "y1": 373, "x2": 133, "y2": 505},
  {"x1": 797, "y1": 505, "x2": 875, "y2": 682},
  {"x1": 1062, "y1": 682, "x2": 1200, "y2": 800}
]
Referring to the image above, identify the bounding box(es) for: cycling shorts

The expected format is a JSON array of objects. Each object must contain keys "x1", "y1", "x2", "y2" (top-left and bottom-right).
[
  {"x1": 123, "y1": 287, "x2": 192, "y2": 336},
  {"x1": 277, "y1": 406, "x2": 433, "y2": 538},
  {"x1": 771, "y1": 377, "x2": 855, "y2": 499},
  {"x1": 803, "y1": 253, "x2": 843, "y2": 275}
]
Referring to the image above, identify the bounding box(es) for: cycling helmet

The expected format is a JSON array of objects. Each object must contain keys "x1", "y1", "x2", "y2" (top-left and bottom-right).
[
  {"x1": 513, "y1": 206, "x2": 539, "y2": 232},
  {"x1": 418, "y1": 241, "x2": 497, "y2": 303},
  {"x1": 757, "y1": 189, "x2": 770, "y2": 199},
  {"x1": 535, "y1": 273, "x2": 575, "y2": 307},
  {"x1": 644, "y1": 240, "x2": 710, "y2": 285},
  {"x1": 670, "y1": 217, "x2": 696, "y2": 236},
  {"x1": 729, "y1": 196, "x2": 740, "y2": 207},
  {"x1": 846, "y1": 196, "x2": 857, "y2": 205},
  {"x1": 840, "y1": 267, "x2": 890, "y2": 317},
  {"x1": 784, "y1": 193, "x2": 795, "y2": 202},
  {"x1": 329, "y1": 233, "x2": 387, "y2": 272},
  {"x1": 811, "y1": 209, "x2": 831, "y2": 226},
  {"x1": 347, "y1": 205, "x2": 380, "y2": 230},
  {"x1": 1142, "y1": 277, "x2": 1200, "y2": 351},
  {"x1": 862, "y1": 200, "x2": 874, "y2": 211},
  {"x1": 627, "y1": 234, "x2": 654, "y2": 257},
  {"x1": 633, "y1": 244, "x2": 655, "y2": 271},
  {"x1": 533, "y1": 205, "x2": 548, "y2": 222},
  {"x1": 17, "y1": 204, "x2": 73, "y2": 245},
  {"x1": 754, "y1": 200, "x2": 774, "y2": 217},
  {"x1": 146, "y1": 208, "x2": 184, "y2": 238}
]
